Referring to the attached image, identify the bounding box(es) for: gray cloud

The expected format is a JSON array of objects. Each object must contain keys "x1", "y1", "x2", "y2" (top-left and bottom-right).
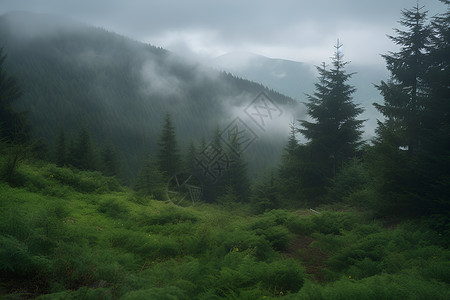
[{"x1": 1, "y1": 0, "x2": 446, "y2": 65}]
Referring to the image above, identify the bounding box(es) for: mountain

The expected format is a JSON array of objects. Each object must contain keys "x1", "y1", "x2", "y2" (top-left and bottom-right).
[
  {"x1": 212, "y1": 52, "x2": 315, "y2": 101},
  {"x1": 212, "y1": 52, "x2": 388, "y2": 139},
  {"x1": 0, "y1": 12, "x2": 300, "y2": 180}
]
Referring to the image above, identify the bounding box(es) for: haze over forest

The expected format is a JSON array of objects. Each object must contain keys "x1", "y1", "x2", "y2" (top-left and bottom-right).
[{"x1": 0, "y1": 1, "x2": 449, "y2": 299}]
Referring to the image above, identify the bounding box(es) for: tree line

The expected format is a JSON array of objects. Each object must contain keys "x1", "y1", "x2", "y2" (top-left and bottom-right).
[
  {"x1": 1, "y1": 2, "x2": 449, "y2": 219},
  {"x1": 277, "y1": 2, "x2": 449, "y2": 218}
]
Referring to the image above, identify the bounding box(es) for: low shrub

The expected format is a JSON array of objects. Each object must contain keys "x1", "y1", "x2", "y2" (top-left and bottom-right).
[
  {"x1": 137, "y1": 205, "x2": 198, "y2": 226},
  {"x1": 0, "y1": 235, "x2": 50, "y2": 276},
  {"x1": 286, "y1": 215, "x2": 315, "y2": 235},
  {"x1": 262, "y1": 259, "x2": 305, "y2": 294},
  {"x1": 98, "y1": 198, "x2": 129, "y2": 219},
  {"x1": 0, "y1": 209, "x2": 32, "y2": 240},
  {"x1": 217, "y1": 230, "x2": 276, "y2": 261},
  {"x1": 120, "y1": 286, "x2": 186, "y2": 300},
  {"x1": 36, "y1": 287, "x2": 113, "y2": 300},
  {"x1": 310, "y1": 212, "x2": 357, "y2": 235},
  {"x1": 248, "y1": 209, "x2": 292, "y2": 251},
  {"x1": 109, "y1": 229, "x2": 180, "y2": 260},
  {"x1": 47, "y1": 166, "x2": 121, "y2": 193}
]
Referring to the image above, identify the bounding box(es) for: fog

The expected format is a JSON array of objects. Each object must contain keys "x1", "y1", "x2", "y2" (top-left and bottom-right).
[{"x1": 1, "y1": 1, "x2": 447, "y2": 64}]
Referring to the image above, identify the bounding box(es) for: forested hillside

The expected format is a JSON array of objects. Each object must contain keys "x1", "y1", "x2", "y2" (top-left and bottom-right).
[
  {"x1": 1, "y1": 2, "x2": 449, "y2": 299},
  {"x1": 0, "y1": 12, "x2": 299, "y2": 179}
]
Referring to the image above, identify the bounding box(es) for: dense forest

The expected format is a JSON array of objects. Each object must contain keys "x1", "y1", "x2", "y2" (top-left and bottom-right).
[
  {"x1": 0, "y1": 11, "x2": 299, "y2": 182},
  {"x1": 1, "y1": 2, "x2": 449, "y2": 299}
]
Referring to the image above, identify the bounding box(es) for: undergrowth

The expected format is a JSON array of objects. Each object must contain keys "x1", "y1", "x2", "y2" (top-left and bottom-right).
[{"x1": 0, "y1": 160, "x2": 448, "y2": 299}]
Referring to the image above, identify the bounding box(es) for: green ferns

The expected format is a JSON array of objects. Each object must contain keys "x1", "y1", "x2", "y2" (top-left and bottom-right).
[{"x1": 0, "y1": 161, "x2": 449, "y2": 299}]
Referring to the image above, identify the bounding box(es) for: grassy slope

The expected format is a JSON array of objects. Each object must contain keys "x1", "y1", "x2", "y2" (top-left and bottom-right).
[{"x1": 1, "y1": 159, "x2": 449, "y2": 299}]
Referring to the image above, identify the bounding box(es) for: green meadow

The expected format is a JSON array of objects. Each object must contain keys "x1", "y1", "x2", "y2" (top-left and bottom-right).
[{"x1": 1, "y1": 159, "x2": 448, "y2": 299}]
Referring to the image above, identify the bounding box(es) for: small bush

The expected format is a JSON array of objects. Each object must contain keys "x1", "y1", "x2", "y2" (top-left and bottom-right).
[
  {"x1": 218, "y1": 230, "x2": 276, "y2": 261},
  {"x1": 0, "y1": 235, "x2": 49, "y2": 276},
  {"x1": 36, "y1": 287, "x2": 113, "y2": 300},
  {"x1": 327, "y1": 158, "x2": 368, "y2": 203},
  {"x1": 311, "y1": 212, "x2": 357, "y2": 235},
  {"x1": 248, "y1": 210, "x2": 292, "y2": 251},
  {"x1": 51, "y1": 242, "x2": 98, "y2": 288},
  {"x1": 0, "y1": 209, "x2": 32, "y2": 240},
  {"x1": 262, "y1": 259, "x2": 305, "y2": 294},
  {"x1": 137, "y1": 205, "x2": 198, "y2": 226},
  {"x1": 286, "y1": 215, "x2": 315, "y2": 235},
  {"x1": 47, "y1": 166, "x2": 121, "y2": 193},
  {"x1": 109, "y1": 229, "x2": 180, "y2": 260},
  {"x1": 120, "y1": 286, "x2": 186, "y2": 300},
  {"x1": 98, "y1": 198, "x2": 129, "y2": 219}
]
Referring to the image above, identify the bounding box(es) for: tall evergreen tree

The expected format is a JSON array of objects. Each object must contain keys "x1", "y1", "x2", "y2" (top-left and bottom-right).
[
  {"x1": 223, "y1": 130, "x2": 250, "y2": 202},
  {"x1": 135, "y1": 156, "x2": 166, "y2": 199},
  {"x1": 55, "y1": 128, "x2": 67, "y2": 167},
  {"x1": 374, "y1": 4, "x2": 431, "y2": 154},
  {"x1": 157, "y1": 113, "x2": 182, "y2": 177},
  {"x1": 70, "y1": 126, "x2": 96, "y2": 171},
  {"x1": 419, "y1": 1, "x2": 450, "y2": 213},
  {"x1": 0, "y1": 48, "x2": 28, "y2": 143},
  {"x1": 278, "y1": 122, "x2": 300, "y2": 200},
  {"x1": 298, "y1": 41, "x2": 364, "y2": 193},
  {"x1": 198, "y1": 127, "x2": 226, "y2": 203},
  {"x1": 100, "y1": 140, "x2": 120, "y2": 177},
  {"x1": 283, "y1": 121, "x2": 299, "y2": 161},
  {"x1": 370, "y1": 4, "x2": 434, "y2": 214},
  {"x1": 185, "y1": 139, "x2": 198, "y2": 174},
  {"x1": 423, "y1": 1, "x2": 450, "y2": 149}
]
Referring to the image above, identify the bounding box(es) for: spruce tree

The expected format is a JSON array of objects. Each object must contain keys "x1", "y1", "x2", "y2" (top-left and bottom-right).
[
  {"x1": 278, "y1": 122, "x2": 300, "y2": 200},
  {"x1": 423, "y1": 1, "x2": 450, "y2": 149},
  {"x1": 374, "y1": 4, "x2": 431, "y2": 154},
  {"x1": 420, "y1": 1, "x2": 450, "y2": 213},
  {"x1": 185, "y1": 139, "x2": 198, "y2": 174},
  {"x1": 157, "y1": 113, "x2": 182, "y2": 177},
  {"x1": 135, "y1": 156, "x2": 166, "y2": 199},
  {"x1": 100, "y1": 141, "x2": 120, "y2": 177},
  {"x1": 299, "y1": 41, "x2": 364, "y2": 185},
  {"x1": 0, "y1": 48, "x2": 28, "y2": 143},
  {"x1": 223, "y1": 130, "x2": 250, "y2": 202},
  {"x1": 70, "y1": 126, "x2": 96, "y2": 171},
  {"x1": 283, "y1": 121, "x2": 299, "y2": 161},
  {"x1": 371, "y1": 4, "x2": 433, "y2": 214},
  {"x1": 55, "y1": 129, "x2": 67, "y2": 167}
]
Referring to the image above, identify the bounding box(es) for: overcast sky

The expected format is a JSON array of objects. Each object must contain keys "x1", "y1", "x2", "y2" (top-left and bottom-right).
[{"x1": 0, "y1": 0, "x2": 447, "y2": 66}]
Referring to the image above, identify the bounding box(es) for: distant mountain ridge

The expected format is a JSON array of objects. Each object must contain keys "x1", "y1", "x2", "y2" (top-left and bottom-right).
[
  {"x1": 0, "y1": 11, "x2": 300, "y2": 179},
  {"x1": 212, "y1": 51, "x2": 315, "y2": 101},
  {"x1": 212, "y1": 51, "x2": 387, "y2": 139}
]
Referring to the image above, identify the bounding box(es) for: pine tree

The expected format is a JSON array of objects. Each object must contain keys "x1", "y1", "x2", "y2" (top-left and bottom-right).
[
  {"x1": 283, "y1": 121, "x2": 299, "y2": 161},
  {"x1": 157, "y1": 113, "x2": 182, "y2": 177},
  {"x1": 70, "y1": 126, "x2": 96, "y2": 171},
  {"x1": 423, "y1": 1, "x2": 450, "y2": 145},
  {"x1": 370, "y1": 4, "x2": 438, "y2": 214},
  {"x1": 252, "y1": 172, "x2": 279, "y2": 212},
  {"x1": 55, "y1": 129, "x2": 67, "y2": 167},
  {"x1": 419, "y1": 1, "x2": 450, "y2": 213},
  {"x1": 135, "y1": 156, "x2": 166, "y2": 199},
  {"x1": 374, "y1": 4, "x2": 431, "y2": 154},
  {"x1": 278, "y1": 122, "x2": 300, "y2": 200},
  {"x1": 185, "y1": 139, "x2": 198, "y2": 174},
  {"x1": 223, "y1": 130, "x2": 250, "y2": 202},
  {"x1": 0, "y1": 48, "x2": 28, "y2": 143},
  {"x1": 299, "y1": 41, "x2": 364, "y2": 187},
  {"x1": 101, "y1": 140, "x2": 120, "y2": 177}
]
